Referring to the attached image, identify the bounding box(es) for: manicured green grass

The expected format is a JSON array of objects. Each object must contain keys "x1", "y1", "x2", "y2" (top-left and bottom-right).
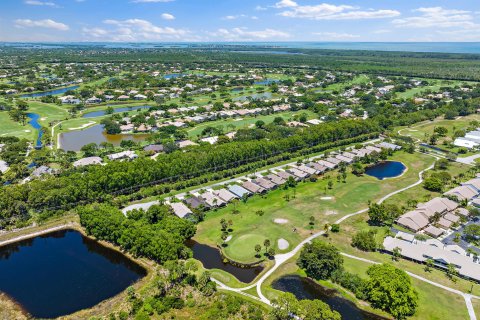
[
  {"x1": 342, "y1": 256, "x2": 470, "y2": 320},
  {"x1": 194, "y1": 151, "x2": 435, "y2": 263},
  {"x1": 187, "y1": 110, "x2": 318, "y2": 138},
  {"x1": 473, "y1": 299, "x2": 480, "y2": 320},
  {"x1": 396, "y1": 114, "x2": 480, "y2": 143},
  {"x1": 320, "y1": 74, "x2": 370, "y2": 92},
  {"x1": 0, "y1": 111, "x2": 34, "y2": 140}
]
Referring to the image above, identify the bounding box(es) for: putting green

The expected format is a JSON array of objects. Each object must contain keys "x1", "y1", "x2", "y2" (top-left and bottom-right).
[{"x1": 224, "y1": 233, "x2": 270, "y2": 263}]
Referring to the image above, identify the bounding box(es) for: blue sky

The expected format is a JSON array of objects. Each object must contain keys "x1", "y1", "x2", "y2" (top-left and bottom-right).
[{"x1": 1, "y1": 0, "x2": 479, "y2": 42}]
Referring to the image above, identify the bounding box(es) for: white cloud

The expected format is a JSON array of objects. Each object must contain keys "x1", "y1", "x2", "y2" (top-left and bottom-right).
[
  {"x1": 274, "y1": 0, "x2": 298, "y2": 8},
  {"x1": 24, "y1": 0, "x2": 56, "y2": 7},
  {"x1": 313, "y1": 32, "x2": 359, "y2": 39},
  {"x1": 276, "y1": 2, "x2": 400, "y2": 20},
  {"x1": 222, "y1": 14, "x2": 259, "y2": 20},
  {"x1": 14, "y1": 19, "x2": 69, "y2": 31},
  {"x1": 86, "y1": 19, "x2": 188, "y2": 41},
  {"x1": 161, "y1": 13, "x2": 175, "y2": 20},
  {"x1": 208, "y1": 27, "x2": 290, "y2": 41},
  {"x1": 393, "y1": 7, "x2": 477, "y2": 29},
  {"x1": 131, "y1": 0, "x2": 174, "y2": 3},
  {"x1": 81, "y1": 27, "x2": 108, "y2": 38},
  {"x1": 255, "y1": 5, "x2": 267, "y2": 11}
]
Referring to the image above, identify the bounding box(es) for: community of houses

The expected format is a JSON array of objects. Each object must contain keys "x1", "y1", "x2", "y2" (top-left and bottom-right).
[
  {"x1": 384, "y1": 231, "x2": 480, "y2": 282},
  {"x1": 165, "y1": 142, "x2": 401, "y2": 219},
  {"x1": 454, "y1": 129, "x2": 480, "y2": 149},
  {"x1": 396, "y1": 176, "x2": 480, "y2": 238},
  {"x1": 385, "y1": 175, "x2": 480, "y2": 282}
]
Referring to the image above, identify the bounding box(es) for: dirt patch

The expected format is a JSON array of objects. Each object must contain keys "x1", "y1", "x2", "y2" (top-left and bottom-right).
[{"x1": 274, "y1": 218, "x2": 289, "y2": 224}]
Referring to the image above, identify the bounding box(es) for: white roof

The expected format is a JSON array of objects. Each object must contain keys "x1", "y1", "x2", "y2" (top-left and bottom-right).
[
  {"x1": 169, "y1": 202, "x2": 192, "y2": 219},
  {"x1": 384, "y1": 236, "x2": 480, "y2": 281}
]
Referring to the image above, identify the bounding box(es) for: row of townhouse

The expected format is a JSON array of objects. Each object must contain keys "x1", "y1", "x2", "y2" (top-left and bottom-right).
[{"x1": 168, "y1": 141, "x2": 401, "y2": 218}]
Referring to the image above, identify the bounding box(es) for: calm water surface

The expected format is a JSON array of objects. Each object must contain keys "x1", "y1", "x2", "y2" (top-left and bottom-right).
[
  {"x1": 26, "y1": 113, "x2": 43, "y2": 149},
  {"x1": 0, "y1": 230, "x2": 145, "y2": 319},
  {"x1": 82, "y1": 105, "x2": 152, "y2": 118},
  {"x1": 20, "y1": 85, "x2": 79, "y2": 98},
  {"x1": 365, "y1": 161, "x2": 406, "y2": 180},
  {"x1": 186, "y1": 240, "x2": 263, "y2": 283},
  {"x1": 58, "y1": 124, "x2": 150, "y2": 151},
  {"x1": 272, "y1": 275, "x2": 387, "y2": 320}
]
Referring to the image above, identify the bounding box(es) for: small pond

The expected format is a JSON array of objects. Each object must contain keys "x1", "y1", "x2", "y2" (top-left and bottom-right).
[
  {"x1": 233, "y1": 92, "x2": 272, "y2": 101},
  {"x1": 186, "y1": 240, "x2": 263, "y2": 283},
  {"x1": 20, "y1": 85, "x2": 79, "y2": 98},
  {"x1": 164, "y1": 73, "x2": 186, "y2": 79},
  {"x1": 58, "y1": 124, "x2": 150, "y2": 151},
  {"x1": 365, "y1": 161, "x2": 406, "y2": 180},
  {"x1": 0, "y1": 229, "x2": 146, "y2": 319},
  {"x1": 26, "y1": 113, "x2": 43, "y2": 149},
  {"x1": 272, "y1": 275, "x2": 386, "y2": 320},
  {"x1": 82, "y1": 105, "x2": 152, "y2": 118},
  {"x1": 254, "y1": 79, "x2": 280, "y2": 85}
]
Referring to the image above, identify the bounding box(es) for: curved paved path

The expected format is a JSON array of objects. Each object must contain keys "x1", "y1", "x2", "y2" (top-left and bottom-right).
[
  {"x1": 250, "y1": 156, "x2": 436, "y2": 304},
  {"x1": 208, "y1": 154, "x2": 479, "y2": 319}
]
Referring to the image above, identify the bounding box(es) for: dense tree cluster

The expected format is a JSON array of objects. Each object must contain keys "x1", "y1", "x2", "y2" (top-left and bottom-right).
[
  {"x1": 77, "y1": 204, "x2": 195, "y2": 263},
  {"x1": 0, "y1": 119, "x2": 378, "y2": 226},
  {"x1": 297, "y1": 241, "x2": 418, "y2": 319}
]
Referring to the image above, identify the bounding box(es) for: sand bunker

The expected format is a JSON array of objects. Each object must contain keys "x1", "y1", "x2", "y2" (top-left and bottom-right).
[
  {"x1": 225, "y1": 235, "x2": 232, "y2": 242},
  {"x1": 278, "y1": 238, "x2": 289, "y2": 250},
  {"x1": 325, "y1": 210, "x2": 338, "y2": 215},
  {"x1": 320, "y1": 196, "x2": 333, "y2": 200},
  {"x1": 274, "y1": 218, "x2": 289, "y2": 224}
]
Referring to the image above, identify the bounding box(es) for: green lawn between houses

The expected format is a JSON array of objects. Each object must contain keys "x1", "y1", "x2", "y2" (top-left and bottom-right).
[
  {"x1": 186, "y1": 110, "x2": 318, "y2": 138},
  {"x1": 194, "y1": 151, "x2": 435, "y2": 265}
]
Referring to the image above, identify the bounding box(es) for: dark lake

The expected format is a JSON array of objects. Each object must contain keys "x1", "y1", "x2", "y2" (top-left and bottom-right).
[
  {"x1": 20, "y1": 85, "x2": 79, "y2": 98},
  {"x1": 186, "y1": 240, "x2": 263, "y2": 283},
  {"x1": 365, "y1": 161, "x2": 406, "y2": 180},
  {"x1": 58, "y1": 124, "x2": 150, "y2": 151},
  {"x1": 82, "y1": 105, "x2": 152, "y2": 118},
  {"x1": 272, "y1": 275, "x2": 386, "y2": 320},
  {"x1": 0, "y1": 229, "x2": 145, "y2": 319}
]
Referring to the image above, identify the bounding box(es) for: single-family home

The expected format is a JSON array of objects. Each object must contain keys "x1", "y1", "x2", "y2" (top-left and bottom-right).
[
  {"x1": 184, "y1": 196, "x2": 210, "y2": 211},
  {"x1": 265, "y1": 173, "x2": 286, "y2": 186},
  {"x1": 107, "y1": 151, "x2": 138, "y2": 161},
  {"x1": 286, "y1": 167, "x2": 309, "y2": 179},
  {"x1": 297, "y1": 164, "x2": 317, "y2": 175},
  {"x1": 169, "y1": 202, "x2": 193, "y2": 219},
  {"x1": 242, "y1": 181, "x2": 266, "y2": 194},
  {"x1": 252, "y1": 178, "x2": 277, "y2": 191},
  {"x1": 317, "y1": 160, "x2": 337, "y2": 169},
  {"x1": 444, "y1": 186, "x2": 478, "y2": 201},
  {"x1": 73, "y1": 156, "x2": 103, "y2": 167},
  {"x1": 213, "y1": 188, "x2": 238, "y2": 202},
  {"x1": 228, "y1": 184, "x2": 252, "y2": 198},
  {"x1": 200, "y1": 191, "x2": 226, "y2": 207},
  {"x1": 143, "y1": 144, "x2": 164, "y2": 154},
  {"x1": 275, "y1": 170, "x2": 298, "y2": 182},
  {"x1": 307, "y1": 162, "x2": 327, "y2": 174}
]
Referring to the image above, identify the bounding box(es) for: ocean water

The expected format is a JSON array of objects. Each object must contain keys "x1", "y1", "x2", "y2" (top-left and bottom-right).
[{"x1": 1, "y1": 42, "x2": 480, "y2": 54}]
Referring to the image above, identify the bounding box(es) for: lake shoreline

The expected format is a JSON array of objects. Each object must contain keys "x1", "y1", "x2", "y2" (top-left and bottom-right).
[{"x1": 0, "y1": 219, "x2": 155, "y2": 319}]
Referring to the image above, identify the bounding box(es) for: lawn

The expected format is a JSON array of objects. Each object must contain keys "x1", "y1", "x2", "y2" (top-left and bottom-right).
[
  {"x1": 397, "y1": 114, "x2": 480, "y2": 144},
  {"x1": 194, "y1": 151, "x2": 435, "y2": 264},
  {"x1": 0, "y1": 111, "x2": 35, "y2": 140},
  {"x1": 320, "y1": 74, "x2": 370, "y2": 92},
  {"x1": 261, "y1": 249, "x2": 469, "y2": 320},
  {"x1": 473, "y1": 299, "x2": 480, "y2": 320},
  {"x1": 187, "y1": 110, "x2": 318, "y2": 138}
]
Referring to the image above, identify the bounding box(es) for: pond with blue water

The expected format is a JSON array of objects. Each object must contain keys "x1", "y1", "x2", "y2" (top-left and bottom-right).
[
  {"x1": 0, "y1": 229, "x2": 146, "y2": 319},
  {"x1": 20, "y1": 85, "x2": 79, "y2": 98},
  {"x1": 365, "y1": 161, "x2": 406, "y2": 180},
  {"x1": 26, "y1": 113, "x2": 43, "y2": 149},
  {"x1": 272, "y1": 275, "x2": 387, "y2": 320},
  {"x1": 82, "y1": 105, "x2": 152, "y2": 118}
]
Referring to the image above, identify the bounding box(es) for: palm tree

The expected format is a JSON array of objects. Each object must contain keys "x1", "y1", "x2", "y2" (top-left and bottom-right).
[
  {"x1": 264, "y1": 239, "x2": 271, "y2": 253},
  {"x1": 392, "y1": 247, "x2": 402, "y2": 261},
  {"x1": 255, "y1": 244, "x2": 262, "y2": 257}
]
